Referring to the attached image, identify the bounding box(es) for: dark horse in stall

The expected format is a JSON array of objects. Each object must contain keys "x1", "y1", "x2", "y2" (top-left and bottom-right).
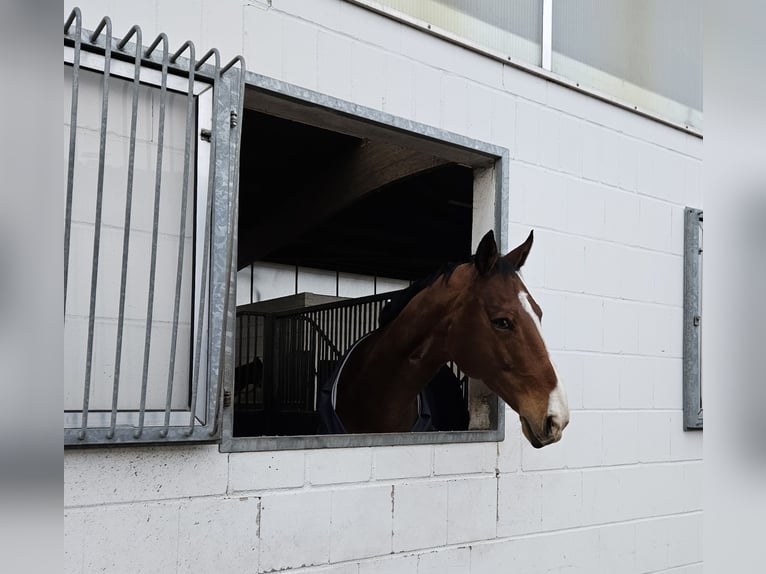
[{"x1": 318, "y1": 230, "x2": 569, "y2": 448}]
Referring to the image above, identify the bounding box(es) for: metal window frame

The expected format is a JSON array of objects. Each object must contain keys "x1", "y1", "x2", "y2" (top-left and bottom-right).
[
  {"x1": 221, "y1": 72, "x2": 510, "y2": 452},
  {"x1": 63, "y1": 9, "x2": 245, "y2": 446},
  {"x1": 683, "y1": 207, "x2": 703, "y2": 430}
]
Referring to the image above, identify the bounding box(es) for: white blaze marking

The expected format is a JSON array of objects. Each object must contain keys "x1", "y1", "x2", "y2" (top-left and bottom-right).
[{"x1": 518, "y1": 286, "x2": 569, "y2": 426}]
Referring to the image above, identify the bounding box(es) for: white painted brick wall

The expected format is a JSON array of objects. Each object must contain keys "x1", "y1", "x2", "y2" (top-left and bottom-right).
[{"x1": 64, "y1": 0, "x2": 703, "y2": 572}]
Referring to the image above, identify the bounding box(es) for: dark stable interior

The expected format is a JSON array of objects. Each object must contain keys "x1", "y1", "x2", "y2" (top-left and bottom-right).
[{"x1": 234, "y1": 109, "x2": 473, "y2": 436}]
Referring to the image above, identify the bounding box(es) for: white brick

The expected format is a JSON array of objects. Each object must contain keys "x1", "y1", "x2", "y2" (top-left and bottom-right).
[
  {"x1": 441, "y1": 74, "x2": 469, "y2": 135},
  {"x1": 681, "y1": 462, "x2": 704, "y2": 512},
  {"x1": 373, "y1": 445, "x2": 432, "y2": 480},
  {"x1": 581, "y1": 467, "x2": 626, "y2": 525},
  {"x1": 653, "y1": 358, "x2": 683, "y2": 409},
  {"x1": 599, "y1": 130, "x2": 623, "y2": 188},
  {"x1": 602, "y1": 300, "x2": 640, "y2": 354},
  {"x1": 496, "y1": 416, "x2": 521, "y2": 473},
  {"x1": 618, "y1": 356, "x2": 654, "y2": 409},
  {"x1": 469, "y1": 539, "x2": 527, "y2": 574},
  {"x1": 637, "y1": 303, "x2": 680, "y2": 357},
  {"x1": 359, "y1": 553, "x2": 417, "y2": 574},
  {"x1": 601, "y1": 412, "x2": 639, "y2": 465},
  {"x1": 604, "y1": 190, "x2": 639, "y2": 246},
  {"x1": 683, "y1": 156, "x2": 704, "y2": 208},
  {"x1": 633, "y1": 464, "x2": 686, "y2": 518},
  {"x1": 417, "y1": 546, "x2": 470, "y2": 574},
  {"x1": 618, "y1": 247, "x2": 654, "y2": 303},
  {"x1": 155, "y1": 0, "x2": 202, "y2": 52},
  {"x1": 670, "y1": 204, "x2": 686, "y2": 256},
  {"x1": 467, "y1": 81, "x2": 494, "y2": 143},
  {"x1": 564, "y1": 295, "x2": 602, "y2": 351},
  {"x1": 503, "y1": 63, "x2": 548, "y2": 104},
  {"x1": 520, "y1": 165, "x2": 567, "y2": 231},
  {"x1": 489, "y1": 90, "x2": 516, "y2": 151},
  {"x1": 393, "y1": 482, "x2": 448, "y2": 552},
  {"x1": 597, "y1": 522, "x2": 637, "y2": 573},
  {"x1": 337, "y1": 0, "x2": 403, "y2": 51},
  {"x1": 351, "y1": 43, "x2": 386, "y2": 111},
  {"x1": 651, "y1": 252, "x2": 683, "y2": 306},
  {"x1": 567, "y1": 179, "x2": 607, "y2": 240},
  {"x1": 307, "y1": 448, "x2": 372, "y2": 485},
  {"x1": 583, "y1": 240, "x2": 623, "y2": 298},
  {"x1": 64, "y1": 445, "x2": 227, "y2": 506},
  {"x1": 582, "y1": 354, "x2": 620, "y2": 408},
  {"x1": 669, "y1": 412, "x2": 703, "y2": 460},
  {"x1": 317, "y1": 30, "x2": 353, "y2": 101},
  {"x1": 383, "y1": 54, "x2": 414, "y2": 119},
  {"x1": 617, "y1": 135, "x2": 640, "y2": 191},
  {"x1": 537, "y1": 528, "x2": 600, "y2": 572},
  {"x1": 581, "y1": 123, "x2": 606, "y2": 182},
  {"x1": 281, "y1": 17, "x2": 318, "y2": 90},
  {"x1": 259, "y1": 490, "x2": 331, "y2": 571},
  {"x1": 541, "y1": 471, "x2": 583, "y2": 531},
  {"x1": 432, "y1": 442, "x2": 495, "y2": 476},
  {"x1": 667, "y1": 513, "x2": 703, "y2": 568},
  {"x1": 637, "y1": 197, "x2": 673, "y2": 253},
  {"x1": 330, "y1": 486, "x2": 393, "y2": 561},
  {"x1": 545, "y1": 238, "x2": 586, "y2": 294},
  {"x1": 229, "y1": 450, "x2": 305, "y2": 492},
  {"x1": 556, "y1": 113, "x2": 585, "y2": 177},
  {"x1": 515, "y1": 99, "x2": 542, "y2": 164},
  {"x1": 446, "y1": 477, "x2": 496, "y2": 544},
  {"x1": 635, "y1": 517, "x2": 671, "y2": 572},
  {"x1": 637, "y1": 145, "x2": 686, "y2": 205},
  {"x1": 412, "y1": 65, "x2": 442, "y2": 128},
  {"x1": 83, "y1": 502, "x2": 180, "y2": 574},
  {"x1": 497, "y1": 472, "x2": 542, "y2": 536},
  {"x1": 637, "y1": 411, "x2": 672, "y2": 462},
  {"x1": 243, "y1": 6, "x2": 284, "y2": 80},
  {"x1": 177, "y1": 496, "x2": 259, "y2": 574}
]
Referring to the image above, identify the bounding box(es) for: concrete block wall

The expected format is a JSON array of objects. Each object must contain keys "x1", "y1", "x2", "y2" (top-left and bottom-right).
[{"x1": 64, "y1": 1, "x2": 703, "y2": 572}]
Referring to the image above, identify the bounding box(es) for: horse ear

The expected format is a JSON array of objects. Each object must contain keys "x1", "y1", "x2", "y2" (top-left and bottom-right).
[
  {"x1": 504, "y1": 230, "x2": 534, "y2": 269},
  {"x1": 475, "y1": 230, "x2": 499, "y2": 275}
]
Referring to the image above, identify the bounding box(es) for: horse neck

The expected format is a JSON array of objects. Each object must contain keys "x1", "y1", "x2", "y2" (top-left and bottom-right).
[{"x1": 336, "y1": 265, "x2": 470, "y2": 432}]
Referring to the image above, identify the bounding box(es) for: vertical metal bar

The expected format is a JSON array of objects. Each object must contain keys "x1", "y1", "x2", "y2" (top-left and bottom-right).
[
  {"x1": 64, "y1": 8, "x2": 81, "y2": 307},
  {"x1": 683, "y1": 207, "x2": 703, "y2": 430},
  {"x1": 207, "y1": 56, "x2": 246, "y2": 437},
  {"x1": 108, "y1": 25, "x2": 143, "y2": 439},
  {"x1": 188, "y1": 48, "x2": 221, "y2": 434},
  {"x1": 161, "y1": 41, "x2": 196, "y2": 437},
  {"x1": 541, "y1": 0, "x2": 553, "y2": 70},
  {"x1": 79, "y1": 17, "x2": 112, "y2": 440},
  {"x1": 135, "y1": 33, "x2": 170, "y2": 439}
]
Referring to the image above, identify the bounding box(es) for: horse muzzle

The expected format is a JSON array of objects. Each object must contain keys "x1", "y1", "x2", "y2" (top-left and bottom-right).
[{"x1": 520, "y1": 413, "x2": 568, "y2": 449}]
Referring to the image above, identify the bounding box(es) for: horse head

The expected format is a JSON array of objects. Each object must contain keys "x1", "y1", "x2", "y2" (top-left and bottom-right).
[{"x1": 447, "y1": 230, "x2": 569, "y2": 448}]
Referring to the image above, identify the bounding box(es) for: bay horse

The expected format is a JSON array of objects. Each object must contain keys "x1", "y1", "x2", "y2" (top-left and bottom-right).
[{"x1": 317, "y1": 230, "x2": 569, "y2": 448}]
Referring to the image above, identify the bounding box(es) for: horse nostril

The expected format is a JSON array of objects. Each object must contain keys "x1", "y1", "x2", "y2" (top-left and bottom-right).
[{"x1": 545, "y1": 415, "x2": 555, "y2": 435}]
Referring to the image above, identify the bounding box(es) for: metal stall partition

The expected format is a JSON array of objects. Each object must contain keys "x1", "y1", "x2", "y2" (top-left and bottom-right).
[
  {"x1": 232, "y1": 293, "x2": 470, "y2": 437},
  {"x1": 64, "y1": 8, "x2": 245, "y2": 445}
]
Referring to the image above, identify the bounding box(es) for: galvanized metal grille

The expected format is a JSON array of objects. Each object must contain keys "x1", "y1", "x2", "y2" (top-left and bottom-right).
[
  {"x1": 64, "y1": 8, "x2": 245, "y2": 445},
  {"x1": 234, "y1": 293, "x2": 468, "y2": 436}
]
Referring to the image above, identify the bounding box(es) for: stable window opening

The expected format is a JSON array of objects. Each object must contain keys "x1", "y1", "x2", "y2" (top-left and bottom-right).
[{"x1": 223, "y1": 82, "x2": 508, "y2": 451}]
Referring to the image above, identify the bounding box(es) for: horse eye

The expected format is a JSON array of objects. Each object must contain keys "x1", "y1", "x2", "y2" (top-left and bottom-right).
[{"x1": 491, "y1": 318, "x2": 514, "y2": 330}]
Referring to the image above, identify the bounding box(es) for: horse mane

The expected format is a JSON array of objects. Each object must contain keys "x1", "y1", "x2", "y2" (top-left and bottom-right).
[{"x1": 378, "y1": 257, "x2": 518, "y2": 328}]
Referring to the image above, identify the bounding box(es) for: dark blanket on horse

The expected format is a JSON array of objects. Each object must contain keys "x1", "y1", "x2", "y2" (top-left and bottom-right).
[{"x1": 317, "y1": 337, "x2": 469, "y2": 434}]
